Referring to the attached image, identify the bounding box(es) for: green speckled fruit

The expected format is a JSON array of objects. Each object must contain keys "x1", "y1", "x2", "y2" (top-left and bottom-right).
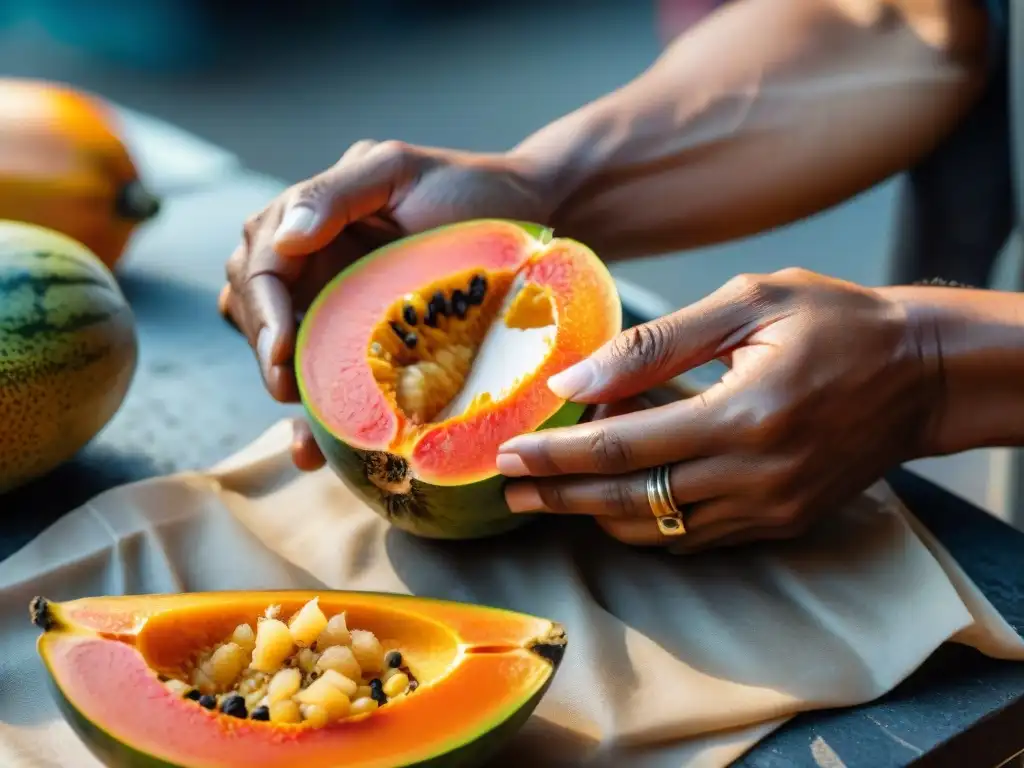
[{"x1": 0, "y1": 220, "x2": 137, "y2": 493}]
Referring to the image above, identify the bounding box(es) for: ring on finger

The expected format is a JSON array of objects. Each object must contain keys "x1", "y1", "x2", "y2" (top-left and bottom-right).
[{"x1": 646, "y1": 464, "x2": 687, "y2": 536}]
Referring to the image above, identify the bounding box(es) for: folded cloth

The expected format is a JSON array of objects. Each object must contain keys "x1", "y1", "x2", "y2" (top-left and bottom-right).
[{"x1": 1, "y1": 418, "x2": 1023, "y2": 768}]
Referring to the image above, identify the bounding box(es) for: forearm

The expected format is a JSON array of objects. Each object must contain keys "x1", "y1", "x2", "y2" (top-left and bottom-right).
[
  {"x1": 511, "y1": 0, "x2": 989, "y2": 261},
  {"x1": 880, "y1": 285, "x2": 1024, "y2": 455}
]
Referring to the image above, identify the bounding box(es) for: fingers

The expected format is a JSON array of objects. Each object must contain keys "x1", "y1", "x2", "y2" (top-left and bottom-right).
[
  {"x1": 274, "y1": 140, "x2": 419, "y2": 256},
  {"x1": 497, "y1": 398, "x2": 722, "y2": 478},
  {"x1": 545, "y1": 273, "x2": 782, "y2": 404},
  {"x1": 225, "y1": 138, "x2": 418, "y2": 406},
  {"x1": 218, "y1": 283, "x2": 243, "y2": 334},
  {"x1": 503, "y1": 456, "x2": 742, "y2": 517},
  {"x1": 247, "y1": 274, "x2": 297, "y2": 396},
  {"x1": 226, "y1": 192, "x2": 301, "y2": 401},
  {"x1": 291, "y1": 420, "x2": 326, "y2": 472}
]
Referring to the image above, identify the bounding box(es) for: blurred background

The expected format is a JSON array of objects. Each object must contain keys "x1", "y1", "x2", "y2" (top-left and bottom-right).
[{"x1": 0, "y1": 0, "x2": 1019, "y2": 523}]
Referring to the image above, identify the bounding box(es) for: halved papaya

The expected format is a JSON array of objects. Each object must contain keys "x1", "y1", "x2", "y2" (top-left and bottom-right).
[
  {"x1": 295, "y1": 219, "x2": 622, "y2": 539},
  {"x1": 31, "y1": 590, "x2": 567, "y2": 768}
]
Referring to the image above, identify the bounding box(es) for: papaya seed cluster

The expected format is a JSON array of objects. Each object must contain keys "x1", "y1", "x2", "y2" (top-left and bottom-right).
[
  {"x1": 368, "y1": 271, "x2": 506, "y2": 425},
  {"x1": 162, "y1": 598, "x2": 418, "y2": 726}
]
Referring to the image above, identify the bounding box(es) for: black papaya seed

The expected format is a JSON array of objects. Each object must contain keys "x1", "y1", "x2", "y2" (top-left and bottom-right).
[
  {"x1": 424, "y1": 305, "x2": 438, "y2": 328},
  {"x1": 451, "y1": 289, "x2": 469, "y2": 319},
  {"x1": 220, "y1": 693, "x2": 247, "y2": 719},
  {"x1": 403, "y1": 332, "x2": 418, "y2": 349},
  {"x1": 430, "y1": 291, "x2": 450, "y2": 317},
  {"x1": 402, "y1": 305, "x2": 418, "y2": 326},
  {"x1": 389, "y1": 321, "x2": 406, "y2": 340},
  {"x1": 184, "y1": 688, "x2": 202, "y2": 701},
  {"x1": 371, "y1": 688, "x2": 388, "y2": 705},
  {"x1": 198, "y1": 694, "x2": 217, "y2": 710},
  {"x1": 468, "y1": 275, "x2": 487, "y2": 304},
  {"x1": 250, "y1": 705, "x2": 270, "y2": 721},
  {"x1": 385, "y1": 650, "x2": 402, "y2": 669}
]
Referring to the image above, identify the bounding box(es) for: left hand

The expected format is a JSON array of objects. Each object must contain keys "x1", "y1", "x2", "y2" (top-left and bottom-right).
[{"x1": 496, "y1": 268, "x2": 943, "y2": 553}]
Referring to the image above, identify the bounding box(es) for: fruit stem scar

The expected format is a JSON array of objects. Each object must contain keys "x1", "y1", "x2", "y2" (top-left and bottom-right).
[
  {"x1": 364, "y1": 452, "x2": 414, "y2": 496},
  {"x1": 30, "y1": 595, "x2": 59, "y2": 631},
  {"x1": 527, "y1": 623, "x2": 568, "y2": 666}
]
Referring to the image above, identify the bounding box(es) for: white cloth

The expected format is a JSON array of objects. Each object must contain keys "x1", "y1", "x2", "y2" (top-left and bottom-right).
[{"x1": 1, "y1": 419, "x2": 1023, "y2": 768}]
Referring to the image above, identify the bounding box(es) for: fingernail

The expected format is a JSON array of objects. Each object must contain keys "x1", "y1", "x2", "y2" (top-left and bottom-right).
[
  {"x1": 547, "y1": 360, "x2": 597, "y2": 399},
  {"x1": 257, "y1": 327, "x2": 275, "y2": 377},
  {"x1": 274, "y1": 205, "x2": 317, "y2": 241},
  {"x1": 496, "y1": 452, "x2": 530, "y2": 477},
  {"x1": 505, "y1": 482, "x2": 545, "y2": 513}
]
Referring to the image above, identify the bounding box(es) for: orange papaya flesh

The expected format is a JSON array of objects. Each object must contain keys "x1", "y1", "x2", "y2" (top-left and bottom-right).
[
  {"x1": 295, "y1": 219, "x2": 621, "y2": 539},
  {"x1": 31, "y1": 591, "x2": 567, "y2": 768}
]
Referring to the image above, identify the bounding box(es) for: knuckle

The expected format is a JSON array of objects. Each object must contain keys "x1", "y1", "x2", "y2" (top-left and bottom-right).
[
  {"x1": 723, "y1": 272, "x2": 765, "y2": 298},
  {"x1": 611, "y1": 321, "x2": 674, "y2": 371},
  {"x1": 773, "y1": 266, "x2": 813, "y2": 282},
  {"x1": 536, "y1": 483, "x2": 571, "y2": 513},
  {"x1": 727, "y1": 394, "x2": 794, "y2": 449},
  {"x1": 341, "y1": 139, "x2": 378, "y2": 159},
  {"x1": 242, "y1": 210, "x2": 265, "y2": 242},
  {"x1": 372, "y1": 139, "x2": 412, "y2": 170},
  {"x1": 601, "y1": 478, "x2": 642, "y2": 517},
  {"x1": 585, "y1": 427, "x2": 633, "y2": 473},
  {"x1": 294, "y1": 175, "x2": 332, "y2": 209},
  {"x1": 724, "y1": 271, "x2": 788, "y2": 311}
]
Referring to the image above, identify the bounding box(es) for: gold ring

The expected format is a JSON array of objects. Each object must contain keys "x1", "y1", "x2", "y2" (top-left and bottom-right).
[{"x1": 646, "y1": 464, "x2": 686, "y2": 536}]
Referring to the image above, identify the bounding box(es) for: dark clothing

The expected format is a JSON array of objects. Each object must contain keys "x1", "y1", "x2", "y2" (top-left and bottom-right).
[{"x1": 889, "y1": 0, "x2": 1015, "y2": 287}]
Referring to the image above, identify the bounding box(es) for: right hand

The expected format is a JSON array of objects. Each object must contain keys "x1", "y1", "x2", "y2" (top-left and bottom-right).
[{"x1": 219, "y1": 139, "x2": 556, "y2": 471}]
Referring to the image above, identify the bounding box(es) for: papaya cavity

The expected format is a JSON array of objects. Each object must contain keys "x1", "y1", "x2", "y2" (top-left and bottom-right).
[
  {"x1": 369, "y1": 263, "x2": 563, "y2": 441},
  {"x1": 295, "y1": 219, "x2": 622, "y2": 539}
]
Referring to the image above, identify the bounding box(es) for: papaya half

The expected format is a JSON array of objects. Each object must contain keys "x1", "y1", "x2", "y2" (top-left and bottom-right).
[
  {"x1": 295, "y1": 219, "x2": 622, "y2": 540},
  {"x1": 0, "y1": 219, "x2": 138, "y2": 494},
  {"x1": 0, "y1": 77, "x2": 160, "y2": 270},
  {"x1": 31, "y1": 590, "x2": 567, "y2": 768}
]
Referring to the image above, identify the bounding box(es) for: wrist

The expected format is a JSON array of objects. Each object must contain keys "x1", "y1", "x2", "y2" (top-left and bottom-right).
[
  {"x1": 879, "y1": 285, "x2": 1024, "y2": 456},
  {"x1": 506, "y1": 96, "x2": 620, "y2": 222}
]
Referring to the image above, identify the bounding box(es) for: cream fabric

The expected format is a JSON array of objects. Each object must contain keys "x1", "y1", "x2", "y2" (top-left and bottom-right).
[{"x1": 1, "y1": 418, "x2": 1023, "y2": 768}]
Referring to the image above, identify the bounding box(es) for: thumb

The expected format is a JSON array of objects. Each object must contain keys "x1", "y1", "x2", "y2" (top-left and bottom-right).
[
  {"x1": 547, "y1": 276, "x2": 765, "y2": 403},
  {"x1": 273, "y1": 140, "x2": 419, "y2": 256}
]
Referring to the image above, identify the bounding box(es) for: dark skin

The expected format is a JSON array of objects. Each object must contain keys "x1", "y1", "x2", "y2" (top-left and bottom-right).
[
  {"x1": 221, "y1": 0, "x2": 1022, "y2": 551},
  {"x1": 497, "y1": 273, "x2": 1024, "y2": 550}
]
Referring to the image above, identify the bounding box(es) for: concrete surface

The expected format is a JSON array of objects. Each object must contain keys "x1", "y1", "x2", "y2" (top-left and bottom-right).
[{"x1": 0, "y1": 0, "x2": 1017, "y2": 523}]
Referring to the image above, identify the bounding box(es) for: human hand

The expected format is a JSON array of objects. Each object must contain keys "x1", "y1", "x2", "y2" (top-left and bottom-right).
[
  {"x1": 496, "y1": 268, "x2": 942, "y2": 553},
  {"x1": 219, "y1": 140, "x2": 555, "y2": 470}
]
